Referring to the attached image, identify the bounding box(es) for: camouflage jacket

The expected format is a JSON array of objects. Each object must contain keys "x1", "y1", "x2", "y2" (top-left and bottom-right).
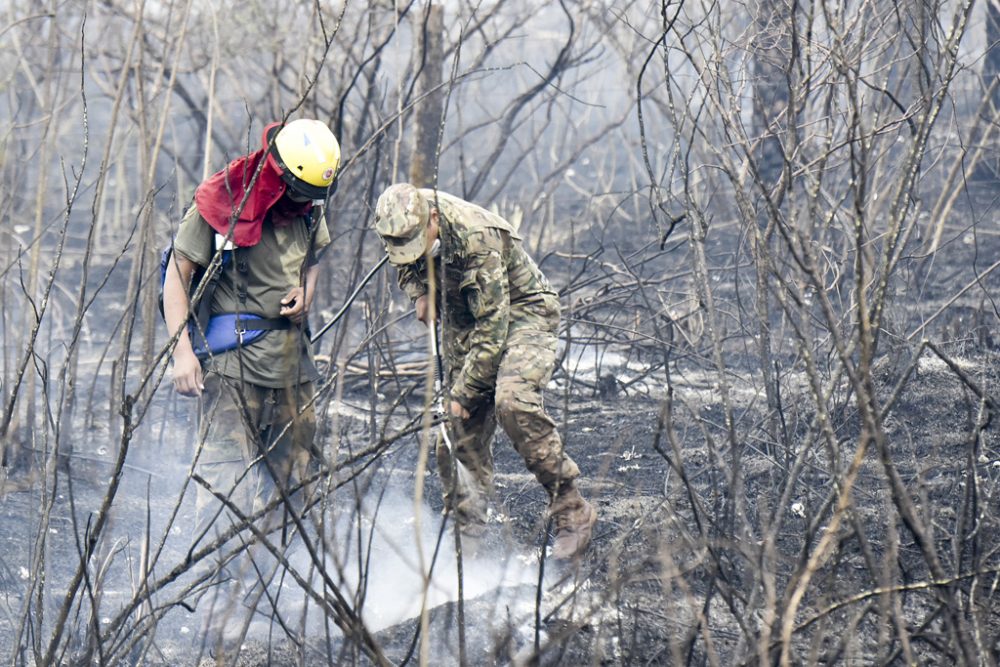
[{"x1": 396, "y1": 190, "x2": 560, "y2": 408}]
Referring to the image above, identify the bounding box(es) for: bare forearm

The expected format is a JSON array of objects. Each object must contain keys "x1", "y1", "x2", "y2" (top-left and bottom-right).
[
  {"x1": 304, "y1": 264, "x2": 320, "y2": 311},
  {"x1": 162, "y1": 256, "x2": 196, "y2": 358},
  {"x1": 162, "y1": 252, "x2": 205, "y2": 396}
]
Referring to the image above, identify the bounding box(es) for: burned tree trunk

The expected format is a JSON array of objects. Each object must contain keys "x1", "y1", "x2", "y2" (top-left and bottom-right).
[
  {"x1": 973, "y1": 0, "x2": 1000, "y2": 183},
  {"x1": 409, "y1": 4, "x2": 444, "y2": 188},
  {"x1": 751, "y1": 0, "x2": 790, "y2": 191}
]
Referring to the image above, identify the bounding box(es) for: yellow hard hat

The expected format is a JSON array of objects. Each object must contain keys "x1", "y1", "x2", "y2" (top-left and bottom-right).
[{"x1": 270, "y1": 119, "x2": 341, "y2": 200}]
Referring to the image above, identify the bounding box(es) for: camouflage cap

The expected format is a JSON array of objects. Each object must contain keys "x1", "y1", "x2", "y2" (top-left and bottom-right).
[{"x1": 374, "y1": 183, "x2": 430, "y2": 265}]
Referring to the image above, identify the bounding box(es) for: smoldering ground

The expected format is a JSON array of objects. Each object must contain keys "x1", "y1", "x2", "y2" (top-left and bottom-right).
[
  {"x1": 5, "y1": 215, "x2": 1000, "y2": 665},
  {"x1": 181, "y1": 491, "x2": 575, "y2": 665},
  {"x1": 5, "y1": 0, "x2": 1000, "y2": 661},
  {"x1": 0, "y1": 384, "x2": 607, "y2": 666}
]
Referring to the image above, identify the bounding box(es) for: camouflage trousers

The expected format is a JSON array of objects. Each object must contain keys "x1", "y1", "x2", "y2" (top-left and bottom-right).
[
  {"x1": 437, "y1": 328, "x2": 581, "y2": 532},
  {"x1": 194, "y1": 373, "x2": 318, "y2": 538}
]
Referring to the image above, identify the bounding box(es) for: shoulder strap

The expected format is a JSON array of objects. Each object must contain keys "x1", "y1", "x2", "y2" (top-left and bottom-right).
[
  {"x1": 304, "y1": 205, "x2": 322, "y2": 267},
  {"x1": 193, "y1": 233, "x2": 232, "y2": 333}
]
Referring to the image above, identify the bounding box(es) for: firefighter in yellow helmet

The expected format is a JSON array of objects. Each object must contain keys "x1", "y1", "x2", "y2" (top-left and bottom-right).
[
  {"x1": 163, "y1": 119, "x2": 338, "y2": 541},
  {"x1": 270, "y1": 119, "x2": 341, "y2": 200}
]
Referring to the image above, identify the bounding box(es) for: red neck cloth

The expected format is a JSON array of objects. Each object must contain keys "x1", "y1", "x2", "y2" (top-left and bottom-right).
[{"x1": 194, "y1": 122, "x2": 313, "y2": 247}]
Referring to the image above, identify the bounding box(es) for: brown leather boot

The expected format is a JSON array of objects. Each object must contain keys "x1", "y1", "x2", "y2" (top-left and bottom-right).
[{"x1": 549, "y1": 486, "x2": 597, "y2": 560}]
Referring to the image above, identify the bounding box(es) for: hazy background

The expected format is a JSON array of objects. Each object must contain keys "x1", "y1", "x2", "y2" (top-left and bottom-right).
[{"x1": 1, "y1": 0, "x2": 999, "y2": 664}]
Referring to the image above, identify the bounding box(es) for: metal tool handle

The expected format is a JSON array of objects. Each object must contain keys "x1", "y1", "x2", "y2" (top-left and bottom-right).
[
  {"x1": 428, "y1": 316, "x2": 445, "y2": 391},
  {"x1": 427, "y1": 309, "x2": 455, "y2": 451}
]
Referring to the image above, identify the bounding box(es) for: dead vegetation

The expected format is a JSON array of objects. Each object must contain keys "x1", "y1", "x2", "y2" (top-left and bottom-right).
[{"x1": 1, "y1": 0, "x2": 999, "y2": 665}]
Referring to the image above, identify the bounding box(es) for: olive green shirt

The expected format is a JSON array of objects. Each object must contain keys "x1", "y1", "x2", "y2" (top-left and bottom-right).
[
  {"x1": 395, "y1": 191, "x2": 560, "y2": 408},
  {"x1": 173, "y1": 204, "x2": 331, "y2": 388}
]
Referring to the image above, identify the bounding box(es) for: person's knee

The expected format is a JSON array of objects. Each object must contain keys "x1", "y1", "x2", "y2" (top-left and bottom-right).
[
  {"x1": 495, "y1": 382, "x2": 530, "y2": 424},
  {"x1": 522, "y1": 440, "x2": 562, "y2": 472},
  {"x1": 499, "y1": 385, "x2": 555, "y2": 442}
]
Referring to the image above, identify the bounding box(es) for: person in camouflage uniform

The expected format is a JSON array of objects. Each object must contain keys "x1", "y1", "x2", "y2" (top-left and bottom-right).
[{"x1": 373, "y1": 183, "x2": 597, "y2": 560}]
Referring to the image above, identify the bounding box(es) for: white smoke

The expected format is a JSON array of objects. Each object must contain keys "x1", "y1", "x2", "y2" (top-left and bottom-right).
[{"x1": 302, "y1": 486, "x2": 545, "y2": 633}]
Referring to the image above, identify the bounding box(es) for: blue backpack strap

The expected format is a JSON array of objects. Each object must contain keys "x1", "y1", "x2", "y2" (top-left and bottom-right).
[{"x1": 191, "y1": 313, "x2": 291, "y2": 359}]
